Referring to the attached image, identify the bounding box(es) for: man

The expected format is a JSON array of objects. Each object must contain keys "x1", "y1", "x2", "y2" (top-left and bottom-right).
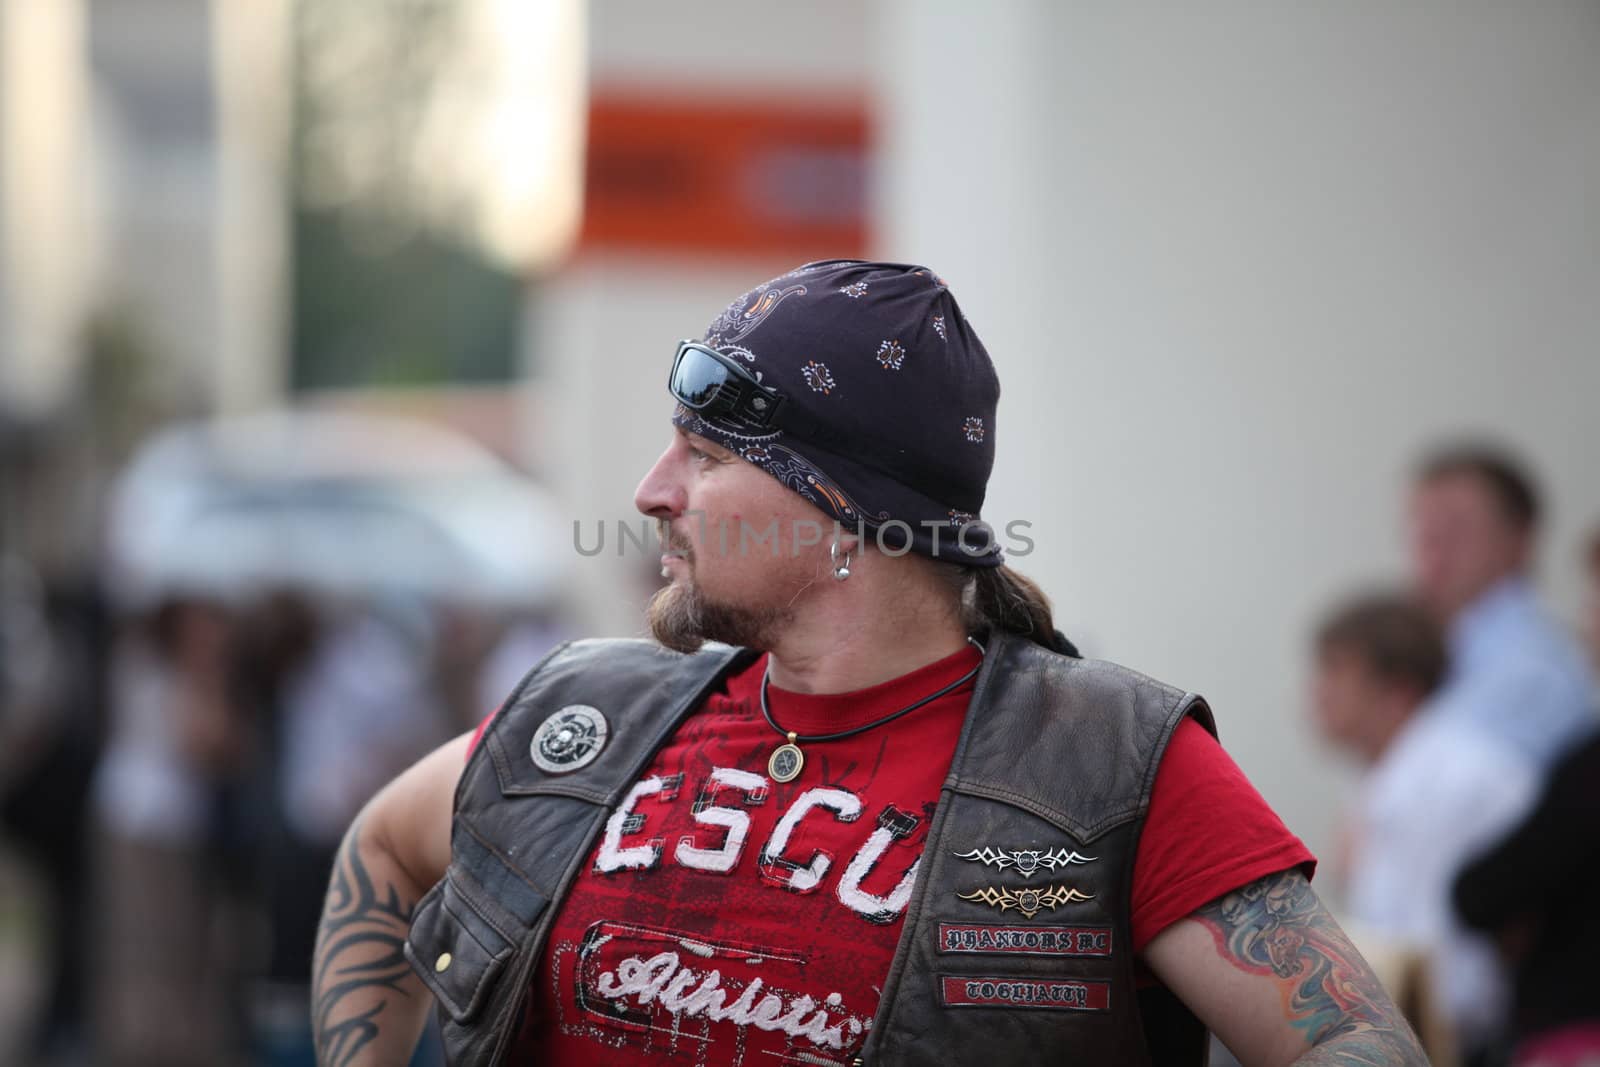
[
  {"x1": 312, "y1": 261, "x2": 1424, "y2": 1065},
  {"x1": 1451, "y1": 529, "x2": 1600, "y2": 1067},
  {"x1": 1454, "y1": 728, "x2": 1600, "y2": 1067},
  {"x1": 1408, "y1": 446, "x2": 1595, "y2": 766},
  {"x1": 1587, "y1": 527, "x2": 1600, "y2": 669},
  {"x1": 1310, "y1": 593, "x2": 1536, "y2": 1055}
]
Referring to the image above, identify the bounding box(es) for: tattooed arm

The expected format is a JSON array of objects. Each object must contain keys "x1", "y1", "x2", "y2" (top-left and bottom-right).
[
  {"x1": 1143, "y1": 868, "x2": 1428, "y2": 1066},
  {"x1": 312, "y1": 731, "x2": 469, "y2": 1066}
]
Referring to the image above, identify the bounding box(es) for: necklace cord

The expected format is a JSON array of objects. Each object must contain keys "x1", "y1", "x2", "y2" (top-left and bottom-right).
[{"x1": 759, "y1": 637, "x2": 986, "y2": 745}]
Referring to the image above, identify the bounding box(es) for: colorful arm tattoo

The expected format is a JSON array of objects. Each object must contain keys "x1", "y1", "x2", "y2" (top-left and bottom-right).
[
  {"x1": 311, "y1": 818, "x2": 420, "y2": 1067},
  {"x1": 1193, "y1": 868, "x2": 1429, "y2": 1066}
]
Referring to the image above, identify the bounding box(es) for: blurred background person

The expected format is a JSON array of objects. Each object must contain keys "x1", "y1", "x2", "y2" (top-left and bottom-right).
[
  {"x1": 265, "y1": 599, "x2": 446, "y2": 982},
  {"x1": 1450, "y1": 528, "x2": 1600, "y2": 1067},
  {"x1": 88, "y1": 595, "x2": 252, "y2": 1067},
  {"x1": 255, "y1": 595, "x2": 453, "y2": 1067},
  {"x1": 1454, "y1": 724, "x2": 1600, "y2": 1067},
  {"x1": 1586, "y1": 528, "x2": 1600, "y2": 670},
  {"x1": 0, "y1": 554, "x2": 104, "y2": 1065},
  {"x1": 1408, "y1": 445, "x2": 1596, "y2": 768},
  {"x1": 1310, "y1": 592, "x2": 1537, "y2": 1061},
  {"x1": 87, "y1": 408, "x2": 566, "y2": 1066}
]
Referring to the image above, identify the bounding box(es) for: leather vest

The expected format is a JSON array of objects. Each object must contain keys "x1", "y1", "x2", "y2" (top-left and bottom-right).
[{"x1": 404, "y1": 630, "x2": 1215, "y2": 1065}]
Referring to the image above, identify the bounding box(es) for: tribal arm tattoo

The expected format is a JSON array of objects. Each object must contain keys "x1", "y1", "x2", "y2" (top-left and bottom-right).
[
  {"x1": 1191, "y1": 868, "x2": 1428, "y2": 1066},
  {"x1": 311, "y1": 817, "x2": 430, "y2": 1067}
]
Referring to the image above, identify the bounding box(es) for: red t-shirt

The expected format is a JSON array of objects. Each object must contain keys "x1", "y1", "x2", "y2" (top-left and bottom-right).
[{"x1": 466, "y1": 646, "x2": 1312, "y2": 1066}]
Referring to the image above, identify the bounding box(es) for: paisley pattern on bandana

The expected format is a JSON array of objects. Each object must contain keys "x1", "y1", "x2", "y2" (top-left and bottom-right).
[
  {"x1": 963, "y1": 417, "x2": 985, "y2": 443},
  {"x1": 932, "y1": 316, "x2": 947, "y2": 341},
  {"x1": 840, "y1": 281, "x2": 868, "y2": 298},
  {"x1": 763, "y1": 445, "x2": 888, "y2": 523},
  {"x1": 671, "y1": 407, "x2": 890, "y2": 525},
  {"x1": 704, "y1": 283, "x2": 808, "y2": 345},
  {"x1": 876, "y1": 340, "x2": 906, "y2": 370},
  {"x1": 672, "y1": 403, "x2": 780, "y2": 446},
  {"x1": 801, "y1": 361, "x2": 836, "y2": 394}
]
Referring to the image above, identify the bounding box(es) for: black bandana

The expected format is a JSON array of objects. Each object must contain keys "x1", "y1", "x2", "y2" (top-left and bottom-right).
[{"x1": 671, "y1": 259, "x2": 1003, "y2": 566}]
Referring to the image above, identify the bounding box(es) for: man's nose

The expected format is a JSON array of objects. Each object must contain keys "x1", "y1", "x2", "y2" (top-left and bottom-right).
[{"x1": 634, "y1": 444, "x2": 686, "y2": 518}]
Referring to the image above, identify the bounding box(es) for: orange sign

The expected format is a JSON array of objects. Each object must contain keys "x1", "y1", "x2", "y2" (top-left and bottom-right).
[{"x1": 579, "y1": 92, "x2": 872, "y2": 259}]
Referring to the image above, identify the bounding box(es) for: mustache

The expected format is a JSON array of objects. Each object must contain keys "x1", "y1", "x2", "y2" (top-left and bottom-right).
[{"x1": 657, "y1": 520, "x2": 695, "y2": 558}]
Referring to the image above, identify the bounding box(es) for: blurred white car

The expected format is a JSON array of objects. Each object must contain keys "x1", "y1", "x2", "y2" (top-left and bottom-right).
[{"x1": 105, "y1": 409, "x2": 566, "y2": 608}]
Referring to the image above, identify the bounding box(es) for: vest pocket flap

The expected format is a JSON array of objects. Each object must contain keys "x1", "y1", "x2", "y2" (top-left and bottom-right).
[
  {"x1": 454, "y1": 828, "x2": 549, "y2": 928},
  {"x1": 407, "y1": 865, "x2": 545, "y2": 1023}
]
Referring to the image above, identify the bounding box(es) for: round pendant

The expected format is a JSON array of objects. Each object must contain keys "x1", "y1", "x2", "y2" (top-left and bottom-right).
[{"x1": 768, "y1": 742, "x2": 804, "y2": 783}]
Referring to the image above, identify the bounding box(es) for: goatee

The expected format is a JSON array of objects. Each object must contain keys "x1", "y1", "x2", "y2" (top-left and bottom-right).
[{"x1": 647, "y1": 578, "x2": 792, "y2": 653}]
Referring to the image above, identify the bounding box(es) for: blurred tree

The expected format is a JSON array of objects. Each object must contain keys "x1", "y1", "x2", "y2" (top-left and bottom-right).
[
  {"x1": 288, "y1": 0, "x2": 522, "y2": 390},
  {"x1": 82, "y1": 305, "x2": 191, "y2": 462}
]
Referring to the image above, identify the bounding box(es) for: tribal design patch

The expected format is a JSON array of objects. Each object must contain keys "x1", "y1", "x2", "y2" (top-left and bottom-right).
[
  {"x1": 956, "y1": 884, "x2": 1094, "y2": 920},
  {"x1": 952, "y1": 847, "x2": 1097, "y2": 879}
]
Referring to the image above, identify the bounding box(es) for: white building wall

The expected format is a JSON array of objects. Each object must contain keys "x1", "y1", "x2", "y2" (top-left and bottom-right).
[{"x1": 877, "y1": 0, "x2": 1600, "y2": 870}]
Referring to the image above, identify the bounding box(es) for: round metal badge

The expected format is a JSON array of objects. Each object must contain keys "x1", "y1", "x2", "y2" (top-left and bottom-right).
[{"x1": 530, "y1": 705, "x2": 609, "y2": 774}]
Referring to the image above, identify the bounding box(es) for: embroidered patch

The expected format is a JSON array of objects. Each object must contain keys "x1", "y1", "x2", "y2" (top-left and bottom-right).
[
  {"x1": 530, "y1": 704, "x2": 609, "y2": 774},
  {"x1": 940, "y1": 975, "x2": 1111, "y2": 1012},
  {"x1": 952, "y1": 846, "x2": 1097, "y2": 879},
  {"x1": 956, "y1": 884, "x2": 1094, "y2": 919},
  {"x1": 938, "y1": 923, "x2": 1112, "y2": 958}
]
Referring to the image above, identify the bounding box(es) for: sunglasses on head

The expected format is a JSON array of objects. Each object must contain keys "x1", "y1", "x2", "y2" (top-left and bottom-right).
[
  {"x1": 667, "y1": 338, "x2": 954, "y2": 502},
  {"x1": 668, "y1": 340, "x2": 788, "y2": 428}
]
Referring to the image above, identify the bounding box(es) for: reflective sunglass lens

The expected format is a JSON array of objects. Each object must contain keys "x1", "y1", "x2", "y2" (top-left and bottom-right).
[{"x1": 671, "y1": 347, "x2": 729, "y2": 407}]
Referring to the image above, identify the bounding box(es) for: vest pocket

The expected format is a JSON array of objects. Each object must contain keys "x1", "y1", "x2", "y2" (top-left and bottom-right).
[{"x1": 407, "y1": 860, "x2": 548, "y2": 1023}]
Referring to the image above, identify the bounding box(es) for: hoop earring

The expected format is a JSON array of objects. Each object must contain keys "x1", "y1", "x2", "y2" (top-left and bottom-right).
[{"x1": 831, "y1": 538, "x2": 852, "y2": 582}]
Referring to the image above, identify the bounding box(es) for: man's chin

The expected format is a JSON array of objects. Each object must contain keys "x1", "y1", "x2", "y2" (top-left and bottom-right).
[
  {"x1": 646, "y1": 580, "x2": 789, "y2": 653},
  {"x1": 647, "y1": 581, "x2": 705, "y2": 653}
]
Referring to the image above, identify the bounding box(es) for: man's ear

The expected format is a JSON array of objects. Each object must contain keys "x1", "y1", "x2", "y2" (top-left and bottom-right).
[{"x1": 825, "y1": 519, "x2": 861, "y2": 556}]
